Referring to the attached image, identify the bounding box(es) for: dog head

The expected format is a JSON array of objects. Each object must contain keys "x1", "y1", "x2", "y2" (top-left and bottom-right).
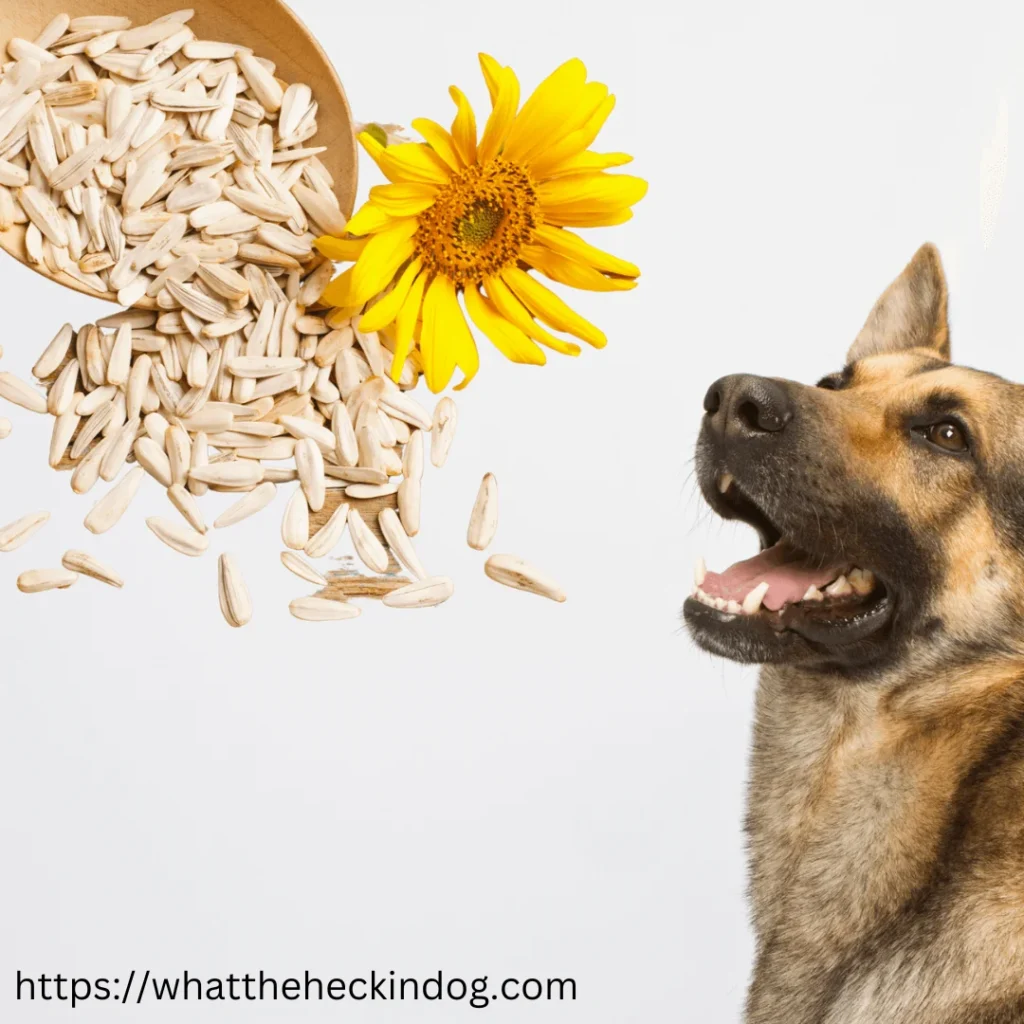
[{"x1": 684, "y1": 243, "x2": 1024, "y2": 670}]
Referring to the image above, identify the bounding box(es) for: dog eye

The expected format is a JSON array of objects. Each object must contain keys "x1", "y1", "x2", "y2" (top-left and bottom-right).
[{"x1": 921, "y1": 421, "x2": 969, "y2": 453}]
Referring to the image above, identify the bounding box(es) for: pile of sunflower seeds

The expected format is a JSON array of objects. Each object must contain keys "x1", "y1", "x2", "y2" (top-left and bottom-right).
[
  {"x1": 0, "y1": 9, "x2": 349, "y2": 303},
  {"x1": 0, "y1": 10, "x2": 566, "y2": 621}
]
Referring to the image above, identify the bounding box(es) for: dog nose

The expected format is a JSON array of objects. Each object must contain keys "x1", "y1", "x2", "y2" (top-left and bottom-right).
[{"x1": 703, "y1": 375, "x2": 793, "y2": 436}]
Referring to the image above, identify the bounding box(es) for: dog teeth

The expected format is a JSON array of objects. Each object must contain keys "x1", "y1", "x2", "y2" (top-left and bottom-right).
[
  {"x1": 825, "y1": 575, "x2": 852, "y2": 597},
  {"x1": 802, "y1": 585, "x2": 825, "y2": 602},
  {"x1": 848, "y1": 568, "x2": 875, "y2": 595},
  {"x1": 694, "y1": 556, "x2": 707, "y2": 587},
  {"x1": 742, "y1": 581, "x2": 770, "y2": 614},
  {"x1": 726, "y1": 600, "x2": 742, "y2": 614},
  {"x1": 718, "y1": 472, "x2": 734, "y2": 494}
]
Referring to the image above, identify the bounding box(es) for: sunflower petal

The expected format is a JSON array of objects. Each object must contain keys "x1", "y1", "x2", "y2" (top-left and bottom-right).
[
  {"x1": 314, "y1": 235, "x2": 368, "y2": 262},
  {"x1": 449, "y1": 85, "x2": 478, "y2": 165},
  {"x1": 527, "y1": 93, "x2": 616, "y2": 178},
  {"x1": 478, "y1": 65, "x2": 520, "y2": 165},
  {"x1": 543, "y1": 207, "x2": 635, "y2": 228},
  {"x1": 532, "y1": 224, "x2": 639, "y2": 278},
  {"x1": 478, "y1": 53, "x2": 503, "y2": 106},
  {"x1": 367, "y1": 182, "x2": 438, "y2": 217},
  {"x1": 537, "y1": 172, "x2": 649, "y2": 215},
  {"x1": 411, "y1": 118, "x2": 463, "y2": 172},
  {"x1": 320, "y1": 266, "x2": 355, "y2": 307},
  {"x1": 344, "y1": 202, "x2": 396, "y2": 237},
  {"x1": 539, "y1": 151, "x2": 633, "y2": 179},
  {"x1": 522, "y1": 244, "x2": 638, "y2": 293},
  {"x1": 359, "y1": 258, "x2": 423, "y2": 332},
  {"x1": 464, "y1": 283, "x2": 546, "y2": 365},
  {"x1": 391, "y1": 269, "x2": 428, "y2": 382},
  {"x1": 444, "y1": 287, "x2": 481, "y2": 391},
  {"x1": 503, "y1": 59, "x2": 588, "y2": 164},
  {"x1": 485, "y1": 275, "x2": 582, "y2": 357},
  {"x1": 418, "y1": 275, "x2": 459, "y2": 391},
  {"x1": 502, "y1": 266, "x2": 606, "y2": 348},
  {"x1": 337, "y1": 219, "x2": 418, "y2": 307},
  {"x1": 359, "y1": 132, "x2": 452, "y2": 185}
]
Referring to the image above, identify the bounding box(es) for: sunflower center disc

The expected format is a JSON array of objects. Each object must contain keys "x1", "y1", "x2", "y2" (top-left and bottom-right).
[{"x1": 414, "y1": 158, "x2": 540, "y2": 285}]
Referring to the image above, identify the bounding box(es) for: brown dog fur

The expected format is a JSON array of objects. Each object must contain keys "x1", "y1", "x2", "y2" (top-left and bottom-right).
[{"x1": 689, "y1": 245, "x2": 1024, "y2": 1023}]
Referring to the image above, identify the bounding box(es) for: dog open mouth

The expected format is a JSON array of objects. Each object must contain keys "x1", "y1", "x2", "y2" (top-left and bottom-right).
[{"x1": 684, "y1": 473, "x2": 894, "y2": 657}]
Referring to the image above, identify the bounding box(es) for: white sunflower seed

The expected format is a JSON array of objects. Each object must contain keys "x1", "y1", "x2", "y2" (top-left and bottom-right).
[
  {"x1": 0, "y1": 510, "x2": 50, "y2": 552},
  {"x1": 146, "y1": 515, "x2": 209, "y2": 556},
  {"x1": 304, "y1": 501, "x2": 347, "y2": 558},
  {"x1": 61, "y1": 550, "x2": 123, "y2": 588},
  {"x1": 218, "y1": 552, "x2": 252, "y2": 626},
  {"x1": 84, "y1": 467, "x2": 144, "y2": 533},
  {"x1": 214, "y1": 479, "x2": 277, "y2": 528},
  {"x1": 382, "y1": 575, "x2": 454, "y2": 609},
  {"x1": 347, "y1": 508, "x2": 389, "y2": 574},
  {"x1": 378, "y1": 507, "x2": 428, "y2": 580},
  {"x1": 288, "y1": 596, "x2": 360, "y2": 622},
  {"x1": 166, "y1": 483, "x2": 206, "y2": 533},
  {"x1": 280, "y1": 550, "x2": 327, "y2": 587},
  {"x1": 17, "y1": 568, "x2": 78, "y2": 593},
  {"x1": 467, "y1": 473, "x2": 499, "y2": 551},
  {"x1": 280, "y1": 486, "x2": 309, "y2": 549},
  {"x1": 431, "y1": 396, "x2": 457, "y2": 467},
  {"x1": 0, "y1": 371, "x2": 47, "y2": 413},
  {"x1": 484, "y1": 554, "x2": 567, "y2": 603}
]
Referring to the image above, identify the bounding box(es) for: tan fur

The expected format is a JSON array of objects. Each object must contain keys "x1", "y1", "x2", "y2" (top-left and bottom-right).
[{"x1": 733, "y1": 246, "x2": 1024, "y2": 1022}]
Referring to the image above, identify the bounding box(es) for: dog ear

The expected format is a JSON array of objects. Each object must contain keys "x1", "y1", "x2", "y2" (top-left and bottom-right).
[{"x1": 846, "y1": 243, "x2": 950, "y2": 363}]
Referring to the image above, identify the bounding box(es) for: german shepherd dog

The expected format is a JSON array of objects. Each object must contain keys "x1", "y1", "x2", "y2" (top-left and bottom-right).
[{"x1": 684, "y1": 244, "x2": 1024, "y2": 1023}]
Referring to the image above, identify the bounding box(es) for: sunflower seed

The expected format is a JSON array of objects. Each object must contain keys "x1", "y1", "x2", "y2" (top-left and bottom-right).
[
  {"x1": 347, "y1": 508, "x2": 389, "y2": 574},
  {"x1": 17, "y1": 568, "x2": 78, "y2": 593},
  {"x1": 188, "y1": 460, "x2": 263, "y2": 487},
  {"x1": 133, "y1": 436, "x2": 173, "y2": 486},
  {"x1": 0, "y1": 371, "x2": 47, "y2": 413},
  {"x1": 281, "y1": 486, "x2": 309, "y2": 549},
  {"x1": 467, "y1": 473, "x2": 499, "y2": 551},
  {"x1": 236, "y1": 50, "x2": 282, "y2": 112},
  {"x1": 378, "y1": 507, "x2": 428, "y2": 580},
  {"x1": 84, "y1": 467, "x2": 144, "y2": 533},
  {"x1": 484, "y1": 554, "x2": 567, "y2": 603},
  {"x1": 0, "y1": 510, "x2": 50, "y2": 552},
  {"x1": 61, "y1": 549, "x2": 123, "y2": 588},
  {"x1": 291, "y1": 436, "x2": 324, "y2": 511},
  {"x1": 32, "y1": 323, "x2": 74, "y2": 380},
  {"x1": 49, "y1": 400, "x2": 80, "y2": 467},
  {"x1": 146, "y1": 515, "x2": 209, "y2": 556},
  {"x1": 289, "y1": 596, "x2": 360, "y2": 622},
  {"x1": 397, "y1": 477, "x2": 421, "y2": 537},
  {"x1": 304, "y1": 501, "x2": 348, "y2": 558},
  {"x1": 214, "y1": 479, "x2": 277, "y2": 528},
  {"x1": 382, "y1": 575, "x2": 454, "y2": 609},
  {"x1": 216, "y1": 552, "x2": 252, "y2": 626},
  {"x1": 431, "y1": 396, "x2": 457, "y2": 467},
  {"x1": 280, "y1": 550, "x2": 327, "y2": 587},
  {"x1": 100, "y1": 416, "x2": 140, "y2": 481}
]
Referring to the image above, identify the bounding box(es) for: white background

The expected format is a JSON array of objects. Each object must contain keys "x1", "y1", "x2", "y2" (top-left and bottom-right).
[{"x1": 2, "y1": 1, "x2": 1023, "y2": 1020}]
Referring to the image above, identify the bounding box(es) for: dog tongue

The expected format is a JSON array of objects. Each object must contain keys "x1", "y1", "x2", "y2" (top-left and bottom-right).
[{"x1": 701, "y1": 544, "x2": 845, "y2": 611}]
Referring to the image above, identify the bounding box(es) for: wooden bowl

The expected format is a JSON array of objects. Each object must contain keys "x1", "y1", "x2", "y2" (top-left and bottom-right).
[{"x1": 0, "y1": 0, "x2": 357, "y2": 306}]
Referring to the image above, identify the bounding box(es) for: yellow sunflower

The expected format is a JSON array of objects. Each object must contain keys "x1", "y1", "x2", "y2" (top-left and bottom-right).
[{"x1": 315, "y1": 53, "x2": 646, "y2": 393}]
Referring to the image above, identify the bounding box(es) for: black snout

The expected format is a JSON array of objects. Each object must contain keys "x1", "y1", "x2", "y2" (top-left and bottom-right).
[{"x1": 703, "y1": 375, "x2": 793, "y2": 437}]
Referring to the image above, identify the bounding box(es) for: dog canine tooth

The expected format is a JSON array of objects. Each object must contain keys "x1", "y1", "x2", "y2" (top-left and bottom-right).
[
  {"x1": 825, "y1": 575, "x2": 852, "y2": 597},
  {"x1": 848, "y1": 568, "x2": 875, "y2": 595},
  {"x1": 802, "y1": 585, "x2": 825, "y2": 602},
  {"x1": 718, "y1": 472, "x2": 734, "y2": 494},
  {"x1": 742, "y1": 581, "x2": 770, "y2": 614},
  {"x1": 695, "y1": 556, "x2": 707, "y2": 586}
]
